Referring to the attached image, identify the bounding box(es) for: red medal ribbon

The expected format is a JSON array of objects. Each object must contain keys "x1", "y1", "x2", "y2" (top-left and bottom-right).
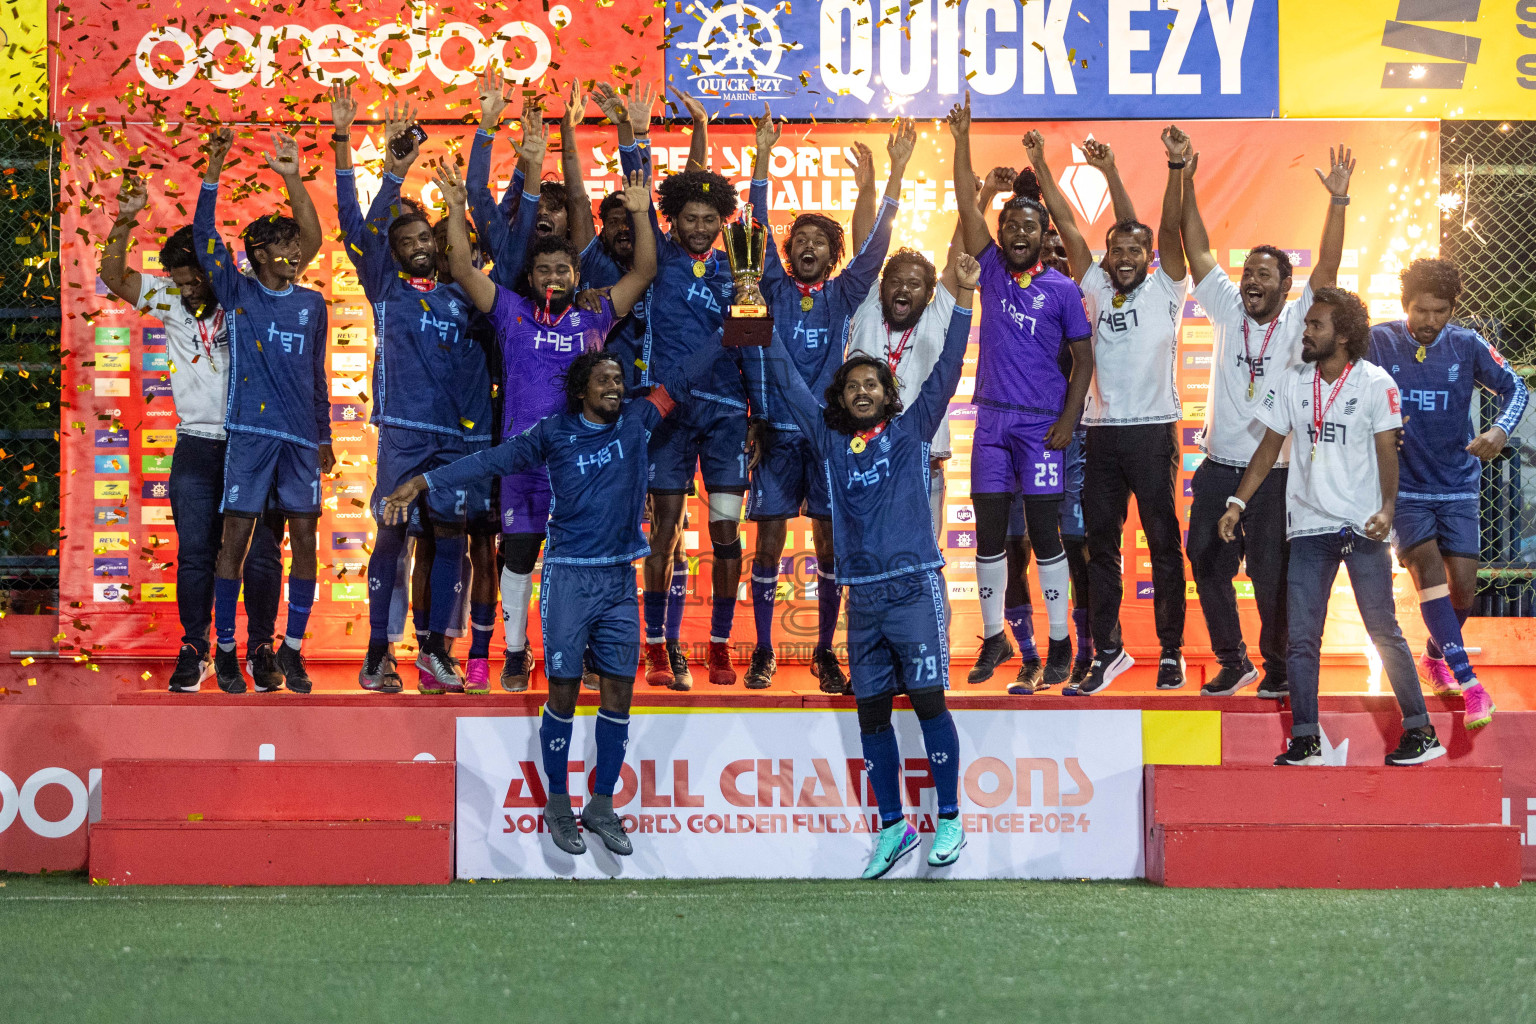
[
  {"x1": 406, "y1": 276, "x2": 436, "y2": 293},
  {"x1": 852, "y1": 418, "x2": 889, "y2": 450},
  {"x1": 882, "y1": 322, "x2": 916, "y2": 377},
  {"x1": 194, "y1": 308, "x2": 225, "y2": 362},
  {"x1": 1242, "y1": 316, "x2": 1280, "y2": 396},
  {"x1": 1311, "y1": 360, "x2": 1355, "y2": 450},
  {"x1": 794, "y1": 280, "x2": 824, "y2": 300},
  {"x1": 1009, "y1": 260, "x2": 1045, "y2": 288}
]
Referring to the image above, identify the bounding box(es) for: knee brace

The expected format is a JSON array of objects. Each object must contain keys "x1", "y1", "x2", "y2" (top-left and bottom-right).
[
  {"x1": 501, "y1": 532, "x2": 545, "y2": 576},
  {"x1": 907, "y1": 686, "x2": 948, "y2": 721},
  {"x1": 708, "y1": 491, "x2": 744, "y2": 524},
  {"x1": 712, "y1": 536, "x2": 743, "y2": 560},
  {"x1": 856, "y1": 693, "x2": 895, "y2": 735}
]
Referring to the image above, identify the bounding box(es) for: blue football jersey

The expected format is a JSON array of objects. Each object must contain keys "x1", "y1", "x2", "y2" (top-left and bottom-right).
[
  {"x1": 758, "y1": 299, "x2": 974, "y2": 584},
  {"x1": 466, "y1": 128, "x2": 541, "y2": 292},
  {"x1": 639, "y1": 202, "x2": 742, "y2": 407},
  {"x1": 194, "y1": 182, "x2": 329, "y2": 448},
  {"x1": 741, "y1": 178, "x2": 897, "y2": 429},
  {"x1": 581, "y1": 140, "x2": 653, "y2": 389},
  {"x1": 1367, "y1": 320, "x2": 1528, "y2": 499}
]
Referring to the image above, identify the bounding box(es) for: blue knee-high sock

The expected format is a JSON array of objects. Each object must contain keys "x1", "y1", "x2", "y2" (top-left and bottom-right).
[
  {"x1": 214, "y1": 576, "x2": 242, "y2": 649},
  {"x1": 367, "y1": 525, "x2": 408, "y2": 642},
  {"x1": 539, "y1": 704, "x2": 574, "y2": 795},
  {"x1": 1073, "y1": 607, "x2": 1091, "y2": 661},
  {"x1": 427, "y1": 534, "x2": 466, "y2": 635},
  {"x1": 1421, "y1": 594, "x2": 1475, "y2": 684},
  {"x1": 750, "y1": 563, "x2": 778, "y2": 650},
  {"x1": 644, "y1": 588, "x2": 666, "y2": 642},
  {"x1": 1005, "y1": 604, "x2": 1037, "y2": 660},
  {"x1": 284, "y1": 577, "x2": 315, "y2": 648},
  {"x1": 710, "y1": 594, "x2": 735, "y2": 642},
  {"x1": 817, "y1": 567, "x2": 841, "y2": 650},
  {"x1": 919, "y1": 710, "x2": 961, "y2": 816},
  {"x1": 592, "y1": 710, "x2": 631, "y2": 797},
  {"x1": 468, "y1": 601, "x2": 496, "y2": 659},
  {"x1": 860, "y1": 727, "x2": 904, "y2": 827},
  {"x1": 665, "y1": 560, "x2": 687, "y2": 641},
  {"x1": 1426, "y1": 606, "x2": 1471, "y2": 661}
]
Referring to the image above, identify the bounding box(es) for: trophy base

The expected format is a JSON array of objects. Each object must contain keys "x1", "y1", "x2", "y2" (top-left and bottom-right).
[{"x1": 722, "y1": 311, "x2": 774, "y2": 348}]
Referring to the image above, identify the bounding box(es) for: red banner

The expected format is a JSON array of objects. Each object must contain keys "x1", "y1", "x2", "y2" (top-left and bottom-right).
[{"x1": 52, "y1": 0, "x2": 663, "y2": 123}]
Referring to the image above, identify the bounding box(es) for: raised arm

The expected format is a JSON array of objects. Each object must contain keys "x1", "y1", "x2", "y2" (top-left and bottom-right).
[
  {"x1": 761, "y1": 327, "x2": 829, "y2": 444},
  {"x1": 331, "y1": 85, "x2": 394, "y2": 297},
  {"x1": 1311, "y1": 145, "x2": 1356, "y2": 290},
  {"x1": 559, "y1": 80, "x2": 596, "y2": 255},
  {"x1": 607, "y1": 171, "x2": 657, "y2": 316},
  {"x1": 947, "y1": 92, "x2": 991, "y2": 257},
  {"x1": 1081, "y1": 139, "x2": 1136, "y2": 226},
  {"x1": 669, "y1": 84, "x2": 709, "y2": 173},
  {"x1": 475, "y1": 100, "x2": 547, "y2": 290},
  {"x1": 749, "y1": 103, "x2": 786, "y2": 285},
  {"x1": 266, "y1": 131, "x2": 322, "y2": 271},
  {"x1": 1155, "y1": 125, "x2": 1188, "y2": 283},
  {"x1": 849, "y1": 142, "x2": 877, "y2": 252},
  {"x1": 430, "y1": 160, "x2": 497, "y2": 314},
  {"x1": 837, "y1": 124, "x2": 910, "y2": 299},
  {"x1": 99, "y1": 171, "x2": 147, "y2": 307},
  {"x1": 1179, "y1": 154, "x2": 1218, "y2": 285},
  {"x1": 193, "y1": 128, "x2": 242, "y2": 301},
  {"x1": 1023, "y1": 130, "x2": 1092, "y2": 282},
  {"x1": 907, "y1": 252, "x2": 979, "y2": 440}
]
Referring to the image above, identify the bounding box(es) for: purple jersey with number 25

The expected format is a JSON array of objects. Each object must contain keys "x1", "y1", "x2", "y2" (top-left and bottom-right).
[{"x1": 973, "y1": 244, "x2": 1091, "y2": 423}]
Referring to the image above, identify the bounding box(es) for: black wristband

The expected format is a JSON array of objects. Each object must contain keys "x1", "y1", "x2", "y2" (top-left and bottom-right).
[
  {"x1": 331, "y1": 131, "x2": 350, "y2": 142},
  {"x1": 1167, "y1": 160, "x2": 1186, "y2": 169},
  {"x1": 1331, "y1": 195, "x2": 1350, "y2": 206}
]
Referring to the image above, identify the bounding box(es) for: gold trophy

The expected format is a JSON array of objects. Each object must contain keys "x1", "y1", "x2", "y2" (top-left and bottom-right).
[{"x1": 722, "y1": 203, "x2": 774, "y2": 347}]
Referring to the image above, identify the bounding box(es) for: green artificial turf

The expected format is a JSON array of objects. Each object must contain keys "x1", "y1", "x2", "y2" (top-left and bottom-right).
[{"x1": 2, "y1": 873, "x2": 1533, "y2": 1023}]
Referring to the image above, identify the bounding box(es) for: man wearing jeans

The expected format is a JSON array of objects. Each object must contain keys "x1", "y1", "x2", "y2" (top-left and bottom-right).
[{"x1": 1219, "y1": 288, "x2": 1444, "y2": 767}]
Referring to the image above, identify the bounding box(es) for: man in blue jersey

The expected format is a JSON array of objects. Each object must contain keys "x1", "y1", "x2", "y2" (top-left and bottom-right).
[
  {"x1": 948, "y1": 93, "x2": 1095, "y2": 691},
  {"x1": 429, "y1": 161, "x2": 656, "y2": 695},
  {"x1": 381, "y1": 321, "x2": 721, "y2": 858},
  {"x1": 194, "y1": 128, "x2": 332, "y2": 695},
  {"x1": 328, "y1": 86, "x2": 484, "y2": 696},
  {"x1": 755, "y1": 252, "x2": 981, "y2": 877},
  {"x1": 739, "y1": 104, "x2": 912, "y2": 690},
  {"x1": 638, "y1": 164, "x2": 749, "y2": 690},
  {"x1": 1367, "y1": 258, "x2": 1522, "y2": 729}
]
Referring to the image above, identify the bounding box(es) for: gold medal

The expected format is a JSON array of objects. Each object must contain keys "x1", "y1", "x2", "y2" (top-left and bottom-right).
[
  {"x1": 850, "y1": 436, "x2": 866, "y2": 454},
  {"x1": 1415, "y1": 344, "x2": 1426, "y2": 363},
  {"x1": 1247, "y1": 381, "x2": 1255, "y2": 400},
  {"x1": 1309, "y1": 443, "x2": 1317, "y2": 461},
  {"x1": 692, "y1": 260, "x2": 707, "y2": 278},
  {"x1": 1112, "y1": 293, "x2": 1127, "y2": 309},
  {"x1": 1015, "y1": 273, "x2": 1033, "y2": 290},
  {"x1": 801, "y1": 295, "x2": 814, "y2": 312}
]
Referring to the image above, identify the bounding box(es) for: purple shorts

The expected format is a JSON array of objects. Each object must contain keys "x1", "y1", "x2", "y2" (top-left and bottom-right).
[
  {"x1": 499, "y1": 471, "x2": 552, "y2": 535},
  {"x1": 971, "y1": 407, "x2": 1064, "y2": 497}
]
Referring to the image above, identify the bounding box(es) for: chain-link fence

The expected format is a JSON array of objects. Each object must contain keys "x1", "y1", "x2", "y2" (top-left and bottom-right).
[
  {"x1": 1439, "y1": 120, "x2": 1536, "y2": 614},
  {"x1": 0, "y1": 120, "x2": 60, "y2": 614}
]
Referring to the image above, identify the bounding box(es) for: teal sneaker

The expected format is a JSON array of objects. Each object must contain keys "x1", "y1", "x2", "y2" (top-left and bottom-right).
[
  {"x1": 927, "y1": 816, "x2": 966, "y2": 867},
  {"x1": 861, "y1": 820, "x2": 919, "y2": 880}
]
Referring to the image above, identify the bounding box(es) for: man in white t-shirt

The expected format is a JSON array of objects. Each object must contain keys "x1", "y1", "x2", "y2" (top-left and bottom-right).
[
  {"x1": 1218, "y1": 288, "x2": 1443, "y2": 767},
  {"x1": 98, "y1": 162, "x2": 321, "y2": 693},
  {"x1": 1182, "y1": 141, "x2": 1355, "y2": 699}
]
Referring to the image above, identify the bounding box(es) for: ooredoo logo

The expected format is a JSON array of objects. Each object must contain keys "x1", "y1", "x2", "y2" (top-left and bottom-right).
[{"x1": 0, "y1": 768, "x2": 98, "y2": 839}]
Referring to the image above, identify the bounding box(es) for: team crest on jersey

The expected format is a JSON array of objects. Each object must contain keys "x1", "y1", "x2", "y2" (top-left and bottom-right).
[
  {"x1": 298, "y1": 308, "x2": 310, "y2": 325},
  {"x1": 1031, "y1": 293, "x2": 1046, "y2": 310},
  {"x1": 1343, "y1": 397, "x2": 1358, "y2": 416},
  {"x1": 1448, "y1": 363, "x2": 1460, "y2": 382},
  {"x1": 878, "y1": 433, "x2": 891, "y2": 453}
]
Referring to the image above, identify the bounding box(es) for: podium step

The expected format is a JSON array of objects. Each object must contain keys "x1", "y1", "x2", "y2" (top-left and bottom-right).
[
  {"x1": 99, "y1": 759, "x2": 454, "y2": 823},
  {"x1": 88, "y1": 819, "x2": 453, "y2": 886},
  {"x1": 1149, "y1": 822, "x2": 1521, "y2": 889},
  {"x1": 1144, "y1": 764, "x2": 1504, "y2": 826}
]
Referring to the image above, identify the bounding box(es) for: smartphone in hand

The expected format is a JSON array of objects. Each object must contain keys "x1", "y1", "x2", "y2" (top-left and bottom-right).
[{"x1": 390, "y1": 124, "x2": 428, "y2": 159}]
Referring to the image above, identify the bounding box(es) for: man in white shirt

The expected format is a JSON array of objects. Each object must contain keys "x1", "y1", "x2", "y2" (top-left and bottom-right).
[
  {"x1": 99, "y1": 158, "x2": 322, "y2": 693},
  {"x1": 1183, "y1": 141, "x2": 1355, "y2": 699},
  {"x1": 1219, "y1": 288, "x2": 1443, "y2": 767}
]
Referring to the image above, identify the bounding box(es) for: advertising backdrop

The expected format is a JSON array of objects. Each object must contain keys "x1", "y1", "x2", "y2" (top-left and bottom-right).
[{"x1": 56, "y1": 117, "x2": 1439, "y2": 658}]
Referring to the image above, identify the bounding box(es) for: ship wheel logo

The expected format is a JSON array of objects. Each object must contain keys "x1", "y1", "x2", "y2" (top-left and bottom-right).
[{"x1": 677, "y1": 2, "x2": 794, "y2": 83}]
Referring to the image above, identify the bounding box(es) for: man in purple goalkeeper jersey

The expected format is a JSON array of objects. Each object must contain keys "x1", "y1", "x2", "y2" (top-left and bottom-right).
[{"x1": 947, "y1": 93, "x2": 1094, "y2": 690}]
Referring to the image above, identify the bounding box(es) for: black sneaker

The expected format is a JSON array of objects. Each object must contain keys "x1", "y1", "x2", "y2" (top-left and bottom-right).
[
  {"x1": 1155, "y1": 649, "x2": 1186, "y2": 690},
  {"x1": 214, "y1": 645, "x2": 247, "y2": 694},
  {"x1": 667, "y1": 639, "x2": 693, "y2": 692},
  {"x1": 168, "y1": 644, "x2": 208, "y2": 693},
  {"x1": 813, "y1": 646, "x2": 849, "y2": 695},
  {"x1": 1007, "y1": 659, "x2": 1045, "y2": 695},
  {"x1": 543, "y1": 794, "x2": 586, "y2": 856},
  {"x1": 1042, "y1": 637, "x2": 1073, "y2": 688},
  {"x1": 580, "y1": 802, "x2": 634, "y2": 856},
  {"x1": 1201, "y1": 659, "x2": 1259, "y2": 697},
  {"x1": 1069, "y1": 659, "x2": 1092, "y2": 689},
  {"x1": 1385, "y1": 726, "x2": 1446, "y2": 766},
  {"x1": 967, "y1": 632, "x2": 1015, "y2": 683},
  {"x1": 1274, "y1": 735, "x2": 1323, "y2": 766},
  {"x1": 247, "y1": 642, "x2": 284, "y2": 693},
  {"x1": 275, "y1": 643, "x2": 313, "y2": 694},
  {"x1": 1256, "y1": 675, "x2": 1290, "y2": 700},
  {"x1": 1065, "y1": 647, "x2": 1133, "y2": 696},
  {"x1": 500, "y1": 648, "x2": 533, "y2": 693},
  {"x1": 744, "y1": 645, "x2": 776, "y2": 689}
]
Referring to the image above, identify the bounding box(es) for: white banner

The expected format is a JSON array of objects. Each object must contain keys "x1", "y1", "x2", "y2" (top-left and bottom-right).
[{"x1": 456, "y1": 710, "x2": 1144, "y2": 880}]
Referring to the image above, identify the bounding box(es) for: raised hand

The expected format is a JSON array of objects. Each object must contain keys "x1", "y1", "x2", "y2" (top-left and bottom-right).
[
  {"x1": 1315, "y1": 145, "x2": 1355, "y2": 196},
  {"x1": 590, "y1": 82, "x2": 627, "y2": 125},
  {"x1": 476, "y1": 61, "x2": 512, "y2": 127},
  {"x1": 946, "y1": 90, "x2": 971, "y2": 138},
  {"x1": 752, "y1": 101, "x2": 780, "y2": 154},
  {"x1": 954, "y1": 250, "x2": 981, "y2": 290},
  {"x1": 430, "y1": 158, "x2": 467, "y2": 209},
  {"x1": 1081, "y1": 138, "x2": 1115, "y2": 172},
  {"x1": 983, "y1": 166, "x2": 1016, "y2": 194},
  {"x1": 668, "y1": 82, "x2": 706, "y2": 122},
  {"x1": 512, "y1": 96, "x2": 548, "y2": 165},
  {"x1": 560, "y1": 79, "x2": 585, "y2": 133},
  {"x1": 619, "y1": 169, "x2": 650, "y2": 213},
  {"x1": 1021, "y1": 129, "x2": 1046, "y2": 168},
  {"x1": 204, "y1": 126, "x2": 235, "y2": 172},
  {"x1": 1162, "y1": 124, "x2": 1191, "y2": 163},
  {"x1": 1183, "y1": 152, "x2": 1200, "y2": 181},
  {"x1": 382, "y1": 100, "x2": 420, "y2": 171},
  {"x1": 265, "y1": 131, "x2": 300, "y2": 176},
  {"x1": 329, "y1": 80, "x2": 356, "y2": 132},
  {"x1": 625, "y1": 82, "x2": 658, "y2": 132},
  {"x1": 848, "y1": 141, "x2": 875, "y2": 192},
  {"x1": 886, "y1": 117, "x2": 915, "y2": 174},
  {"x1": 116, "y1": 171, "x2": 148, "y2": 219}
]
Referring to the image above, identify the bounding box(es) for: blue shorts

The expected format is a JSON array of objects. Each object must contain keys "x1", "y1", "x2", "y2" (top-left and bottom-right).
[
  {"x1": 539, "y1": 562, "x2": 639, "y2": 681},
  {"x1": 971, "y1": 407, "x2": 1064, "y2": 497},
  {"x1": 648, "y1": 399, "x2": 749, "y2": 494},
  {"x1": 373, "y1": 427, "x2": 470, "y2": 527},
  {"x1": 1006, "y1": 429, "x2": 1085, "y2": 538},
  {"x1": 222, "y1": 431, "x2": 321, "y2": 517},
  {"x1": 748, "y1": 428, "x2": 830, "y2": 520},
  {"x1": 464, "y1": 441, "x2": 498, "y2": 535},
  {"x1": 845, "y1": 569, "x2": 949, "y2": 700},
  {"x1": 1393, "y1": 497, "x2": 1480, "y2": 560},
  {"x1": 500, "y1": 470, "x2": 552, "y2": 534}
]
